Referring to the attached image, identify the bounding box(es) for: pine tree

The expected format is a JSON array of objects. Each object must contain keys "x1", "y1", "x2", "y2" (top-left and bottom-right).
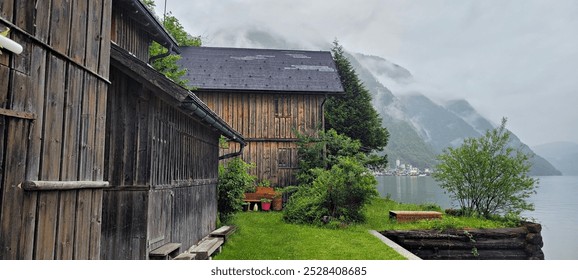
[{"x1": 327, "y1": 40, "x2": 389, "y2": 153}]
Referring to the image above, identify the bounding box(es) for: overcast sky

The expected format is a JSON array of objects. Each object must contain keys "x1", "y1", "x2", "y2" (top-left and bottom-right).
[{"x1": 154, "y1": 0, "x2": 578, "y2": 147}]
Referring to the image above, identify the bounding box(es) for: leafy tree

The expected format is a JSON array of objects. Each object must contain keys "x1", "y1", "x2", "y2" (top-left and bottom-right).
[
  {"x1": 432, "y1": 118, "x2": 538, "y2": 218},
  {"x1": 142, "y1": 0, "x2": 201, "y2": 87},
  {"x1": 326, "y1": 40, "x2": 389, "y2": 153},
  {"x1": 217, "y1": 158, "x2": 256, "y2": 223}
]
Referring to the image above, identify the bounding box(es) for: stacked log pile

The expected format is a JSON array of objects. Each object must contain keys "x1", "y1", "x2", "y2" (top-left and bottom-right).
[{"x1": 380, "y1": 222, "x2": 544, "y2": 260}]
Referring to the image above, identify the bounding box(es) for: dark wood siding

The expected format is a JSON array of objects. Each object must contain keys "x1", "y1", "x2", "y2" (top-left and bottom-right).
[
  {"x1": 197, "y1": 92, "x2": 325, "y2": 186},
  {"x1": 0, "y1": 0, "x2": 111, "y2": 259},
  {"x1": 111, "y1": 7, "x2": 151, "y2": 62},
  {"x1": 101, "y1": 67, "x2": 220, "y2": 259}
]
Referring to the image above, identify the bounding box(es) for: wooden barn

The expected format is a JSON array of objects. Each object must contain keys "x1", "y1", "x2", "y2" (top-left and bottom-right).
[
  {"x1": 0, "y1": 0, "x2": 244, "y2": 260},
  {"x1": 178, "y1": 47, "x2": 344, "y2": 186}
]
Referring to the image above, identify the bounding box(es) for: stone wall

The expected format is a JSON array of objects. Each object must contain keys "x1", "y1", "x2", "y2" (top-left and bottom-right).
[{"x1": 380, "y1": 222, "x2": 544, "y2": 260}]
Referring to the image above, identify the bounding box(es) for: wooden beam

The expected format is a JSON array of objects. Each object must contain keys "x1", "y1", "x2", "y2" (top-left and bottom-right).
[
  {"x1": 19, "y1": 181, "x2": 110, "y2": 191},
  {"x1": 0, "y1": 108, "x2": 36, "y2": 120}
]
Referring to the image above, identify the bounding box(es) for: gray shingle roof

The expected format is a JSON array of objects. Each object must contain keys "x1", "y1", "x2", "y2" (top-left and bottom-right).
[{"x1": 178, "y1": 46, "x2": 344, "y2": 94}]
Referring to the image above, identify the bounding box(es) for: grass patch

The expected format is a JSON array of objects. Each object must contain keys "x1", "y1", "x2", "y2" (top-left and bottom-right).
[
  {"x1": 214, "y1": 197, "x2": 516, "y2": 260},
  {"x1": 214, "y1": 211, "x2": 405, "y2": 260}
]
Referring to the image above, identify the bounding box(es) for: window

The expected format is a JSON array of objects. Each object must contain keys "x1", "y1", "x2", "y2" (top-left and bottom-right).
[
  {"x1": 274, "y1": 95, "x2": 291, "y2": 117},
  {"x1": 278, "y1": 148, "x2": 298, "y2": 168}
]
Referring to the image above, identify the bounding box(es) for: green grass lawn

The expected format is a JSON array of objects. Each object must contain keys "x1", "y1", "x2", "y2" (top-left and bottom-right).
[{"x1": 214, "y1": 198, "x2": 515, "y2": 260}]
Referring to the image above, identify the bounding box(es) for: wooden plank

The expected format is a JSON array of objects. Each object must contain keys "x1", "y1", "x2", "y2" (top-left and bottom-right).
[
  {"x1": 0, "y1": 0, "x2": 13, "y2": 22},
  {"x1": 88, "y1": 189, "x2": 103, "y2": 260},
  {"x1": 55, "y1": 191, "x2": 77, "y2": 259},
  {"x1": 190, "y1": 237, "x2": 223, "y2": 260},
  {"x1": 61, "y1": 66, "x2": 83, "y2": 179},
  {"x1": 389, "y1": 210, "x2": 443, "y2": 223},
  {"x1": 17, "y1": 191, "x2": 37, "y2": 259},
  {"x1": 0, "y1": 119, "x2": 29, "y2": 259},
  {"x1": 20, "y1": 181, "x2": 109, "y2": 191},
  {"x1": 35, "y1": 54, "x2": 66, "y2": 259},
  {"x1": 210, "y1": 225, "x2": 237, "y2": 242},
  {"x1": 79, "y1": 75, "x2": 97, "y2": 180},
  {"x1": 41, "y1": 54, "x2": 66, "y2": 180},
  {"x1": 93, "y1": 80, "x2": 108, "y2": 181},
  {"x1": 35, "y1": 191, "x2": 59, "y2": 259},
  {"x1": 24, "y1": 45, "x2": 47, "y2": 180},
  {"x1": 149, "y1": 243, "x2": 181, "y2": 258},
  {"x1": 19, "y1": 45, "x2": 47, "y2": 259},
  {"x1": 68, "y1": 0, "x2": 88, "y2": 65},
  {"x1": 34, "y1": 0, "x2": 52, "y2": 43},
  {"x1": 173, "y1": 253, "x2": 196, "y2": 260},
  {"x1": 49, "y1": 0, "x2": 72, "y2": 54},
  {"x1": 98, "y1": 0, "x2": 112, "y2": 77},
  {"x1": 85, "y1": 0, "x2": 103, "y2": 72},
  {"x1": 0, "y1": 108, "x2": 36, "y2": 120},
  {"x1": 0, "y1": 65, "x2": 9, "y2": 105},
  {"x1": 73, "y1": 189, "x2": 92, "y2": 259}
]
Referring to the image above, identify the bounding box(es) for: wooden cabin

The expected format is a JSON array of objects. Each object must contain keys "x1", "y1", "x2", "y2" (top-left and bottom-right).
[
  {"x1": 178, "y1": 47, "x2": 344, "y2": 186},
  {"x1": 0, "y1": 0, "x2": 244, "y2": 260}
]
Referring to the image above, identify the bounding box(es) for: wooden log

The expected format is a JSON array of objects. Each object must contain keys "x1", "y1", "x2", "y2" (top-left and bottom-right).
[
  {"x1": 400, "y1": 237, "x2": 526, "y2": 250},
  {"x1": 20, "y1": 181, "x2": 109, "y2": 191},
  {"x1": 416, "y1": 249, "x2": 528, "y2": 260}
]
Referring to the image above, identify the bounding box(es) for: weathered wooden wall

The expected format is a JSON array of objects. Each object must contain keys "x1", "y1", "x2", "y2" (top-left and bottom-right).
[
  {"x1": 101, "y1": 67, "x2": 220, "y2": 259},
  {"x1": 198, "y1": 92, "x2": 325, "y2": 186},
  {"x1": 111, "y1": 6, "x2": 150, "y2": 62},
  {"x1": 0, "y1": 0, "x2": 111, "y2": 259}
]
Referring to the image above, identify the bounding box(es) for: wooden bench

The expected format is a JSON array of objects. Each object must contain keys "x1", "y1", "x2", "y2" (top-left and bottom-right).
[
  {"x1": 173, "y1": 252, "x2": 197, "y2": 260},
  {"x1": 149, "y1": 242, "x2": 181, "y2": 260},
  {"x1": 210, "y1": 225, "x2": 237, "y2": 243},
  {"x1": 389, "y1": 210, "x2": 442, "y2": 223},
  {"x1": 189, "y1": 237, "x2": 224, "y2": 260}
]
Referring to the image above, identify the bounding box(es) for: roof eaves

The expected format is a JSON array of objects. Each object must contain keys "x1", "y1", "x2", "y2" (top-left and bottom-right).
[
  {"x1": 124, "y1": 0, "x2": 181, "y2": 54},
  {"x1": 110, "y1": 44, "x2": 243, "y2": 145}
]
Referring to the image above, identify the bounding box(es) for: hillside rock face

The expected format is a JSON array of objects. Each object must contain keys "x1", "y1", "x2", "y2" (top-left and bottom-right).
[{"x1": 532, "y1": 142, "x2": 578, "y2": 175}]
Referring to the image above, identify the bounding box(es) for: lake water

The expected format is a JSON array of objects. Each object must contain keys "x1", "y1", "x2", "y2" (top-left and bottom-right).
[{"x1": 376, "y1": 175, "x2": 578, "y2": 260}]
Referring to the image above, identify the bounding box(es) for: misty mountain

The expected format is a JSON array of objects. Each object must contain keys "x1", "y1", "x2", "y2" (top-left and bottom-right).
[
  {"x1": 445, "y1": 99, "x2": 562, "y2": 176},
  {"x1": 533, "y1": 142, "x2": 578, "y2": 175},
  {"x1": 199, "y1": 28, "x2": 561, "y2": 175}
]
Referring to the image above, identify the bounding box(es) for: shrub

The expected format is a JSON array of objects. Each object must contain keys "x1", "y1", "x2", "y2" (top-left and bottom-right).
[
  {"x1": 284, "y1": 157, "x2": 378, "y2": 225},
  {"x1": 217, "y1": 158, "x2": 256, "y2": 223}
]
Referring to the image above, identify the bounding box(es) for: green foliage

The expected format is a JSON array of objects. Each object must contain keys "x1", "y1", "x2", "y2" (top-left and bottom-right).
[
  {"x1": 217, "y1": 158, "x2": 256, "y2": 223},
  {"x1": 326, "y1": 40, "x2": 389, "y2": 153},
  {"x1": 284, "y1": 157, "x2": 378, "y2": 225},
  {"x1": 142, "y1": 1, "x2": 201, "y2": 88},
  {"x1": 432, "y1": 118, "x2": 538, "y2": 218},
  {"x1": 296, "y1": 129, "x2": 386, "y2": 185}
]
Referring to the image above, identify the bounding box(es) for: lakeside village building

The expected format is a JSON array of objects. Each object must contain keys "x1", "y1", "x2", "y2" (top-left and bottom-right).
[{"x1": 377, "y1": 159, "x2": 432, "y2": 176}]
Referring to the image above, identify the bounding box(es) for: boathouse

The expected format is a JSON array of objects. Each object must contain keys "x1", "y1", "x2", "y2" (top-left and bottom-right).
[{"x1": 178, "y1": 46, "x2": 344, "y2": 186}]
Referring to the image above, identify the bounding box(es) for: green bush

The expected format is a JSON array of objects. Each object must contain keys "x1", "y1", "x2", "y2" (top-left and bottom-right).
[
  {"x1": 217, "y1": 158, "x2": 256, "y2": 223},
  {"x1": 284, "y1": 157, "x2": 378, "y2": 225}
]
